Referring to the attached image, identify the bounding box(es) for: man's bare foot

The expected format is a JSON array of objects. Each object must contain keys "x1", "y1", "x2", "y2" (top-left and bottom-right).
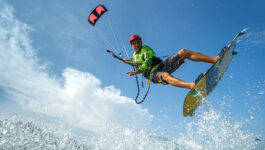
[
  {"x1": 190, "y1": 82, "x2": 195, "y2": 89},
  {"x1": 214, "y1": 56, "x2": 220, "y2": 63}
]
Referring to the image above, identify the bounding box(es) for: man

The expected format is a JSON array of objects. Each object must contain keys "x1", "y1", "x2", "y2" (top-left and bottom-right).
[{"x1": 123, "y1": 35, "x2": 220, "y2": 89}]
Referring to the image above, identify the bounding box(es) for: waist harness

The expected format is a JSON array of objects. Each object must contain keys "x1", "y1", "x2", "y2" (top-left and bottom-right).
[{"x1": 142, "y1": 56, "x2": 163, "y2": 78}]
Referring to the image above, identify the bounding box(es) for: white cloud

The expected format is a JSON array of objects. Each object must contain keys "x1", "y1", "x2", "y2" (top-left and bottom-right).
[{"x1": 0, "y1": 0, "x2": 152, "y2": 134}]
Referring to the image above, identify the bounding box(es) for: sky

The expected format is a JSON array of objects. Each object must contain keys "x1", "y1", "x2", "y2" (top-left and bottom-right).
[{"x1": 0, "y1": 0, "x2": 265, "y2": 148}]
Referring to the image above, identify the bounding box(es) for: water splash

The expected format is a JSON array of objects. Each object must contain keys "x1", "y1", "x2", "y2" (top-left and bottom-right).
[
  {"x1": 176, "y1": 108, "x2": 257, "y2": 150},
  {"x1": 0, "y1": 115, "x2": 94, "y2": 149},
  {"x1": 0, "y1": 109, "x2": 257, "y2": 150}
]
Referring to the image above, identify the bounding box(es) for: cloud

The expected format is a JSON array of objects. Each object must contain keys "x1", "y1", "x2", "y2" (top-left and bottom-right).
[{"x1": 0, "y1": 0, "x2": 152, "y2": 134}]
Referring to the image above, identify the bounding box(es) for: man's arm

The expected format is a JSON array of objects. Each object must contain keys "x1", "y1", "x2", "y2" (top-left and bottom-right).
[{"x1": 122, "y1": 59, "x2": 141, "y2": 66}]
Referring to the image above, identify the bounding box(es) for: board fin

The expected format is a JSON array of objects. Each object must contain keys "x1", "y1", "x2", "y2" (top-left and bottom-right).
[{"x1": 232, "y1": 51, "x2": 238, "y2": 55}]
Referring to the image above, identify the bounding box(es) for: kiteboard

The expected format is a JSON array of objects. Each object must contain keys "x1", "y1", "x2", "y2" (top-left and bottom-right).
[{"x1": 183, "y1": 31, "x2": 245, "y2": 117}]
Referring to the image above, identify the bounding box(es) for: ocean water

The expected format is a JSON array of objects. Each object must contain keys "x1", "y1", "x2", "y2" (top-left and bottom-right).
[{"x1": 0, "y1": 108, "x2": 258, "y2": 150}]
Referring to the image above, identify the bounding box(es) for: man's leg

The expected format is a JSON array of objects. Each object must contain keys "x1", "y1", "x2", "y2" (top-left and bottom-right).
[
  {"x1": 178, "y1": 49, "x2": 219, "y2": 64},
  {"x1": 158, "y1": 49, "x2": 217, "y2": 89},
  {"x1": 161, "y1": 72, "x2": 195, "y2": 89}
]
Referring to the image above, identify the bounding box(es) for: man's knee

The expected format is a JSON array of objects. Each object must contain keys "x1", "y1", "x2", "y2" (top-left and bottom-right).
[
  {"x1": 161, "y1": 72, "x2": 172, "y2": 82},
  {"x1": 178, "y1": 49, "x2": 191, "y2": 59}
]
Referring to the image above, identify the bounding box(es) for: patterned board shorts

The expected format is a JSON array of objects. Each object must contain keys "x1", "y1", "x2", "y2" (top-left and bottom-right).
[{"x1": 149, "y1": 52, "x2": 184, "y2": 84}]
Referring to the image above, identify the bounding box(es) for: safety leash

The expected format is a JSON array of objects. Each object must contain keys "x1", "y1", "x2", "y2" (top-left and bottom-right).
[
  {"x1": 107, "y1": 50, "x2": 150, "y2": 104},
  {"x1": 133, "y1": 67, "x2": 150, "y2": 104}
]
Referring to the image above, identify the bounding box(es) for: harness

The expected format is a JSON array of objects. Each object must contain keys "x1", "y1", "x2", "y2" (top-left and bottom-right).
[{"x1": 142, "y1": 56, "x2": 163, "y2": 78}]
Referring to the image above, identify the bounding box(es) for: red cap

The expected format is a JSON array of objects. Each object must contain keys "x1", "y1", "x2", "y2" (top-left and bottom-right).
[{"x1": 130, "y1": 35, "x2": 141, "y2": 44}]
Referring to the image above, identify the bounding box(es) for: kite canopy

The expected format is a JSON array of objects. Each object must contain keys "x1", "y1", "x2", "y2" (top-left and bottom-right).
[{"x1": 88, "y1": 5, "x2": 108, "y2": 26}]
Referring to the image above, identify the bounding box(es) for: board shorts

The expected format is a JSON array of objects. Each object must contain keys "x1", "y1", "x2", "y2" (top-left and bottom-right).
[{"x1": 149, "y1": 52, "x2": 185, "y2": 84}]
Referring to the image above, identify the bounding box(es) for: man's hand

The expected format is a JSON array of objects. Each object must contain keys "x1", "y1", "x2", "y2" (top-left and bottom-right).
[
  {"x1": 122, "y1": 59, "x2": 139, "y2": 66},
  {"x1": 122, "y1": 59, "x2": 131, "y2": 64},
  {"x1": 126, "y1": 70, "x2": 141, "y2": 76}
]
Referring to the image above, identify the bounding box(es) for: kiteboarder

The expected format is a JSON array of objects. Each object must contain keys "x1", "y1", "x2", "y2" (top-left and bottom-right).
[{"x1": 123, "y1": 35, "x2": 220, "y2": 89}]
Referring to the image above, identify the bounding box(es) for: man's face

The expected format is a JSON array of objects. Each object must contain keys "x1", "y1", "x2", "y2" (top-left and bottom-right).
[{"x1": 131, "y1": 39, "x2": 142, "y2": 51}]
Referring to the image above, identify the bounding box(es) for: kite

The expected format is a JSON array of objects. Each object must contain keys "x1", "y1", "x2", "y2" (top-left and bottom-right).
[{"x1": 88, "y1": 5, "x2": 108, "y2": 26}]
